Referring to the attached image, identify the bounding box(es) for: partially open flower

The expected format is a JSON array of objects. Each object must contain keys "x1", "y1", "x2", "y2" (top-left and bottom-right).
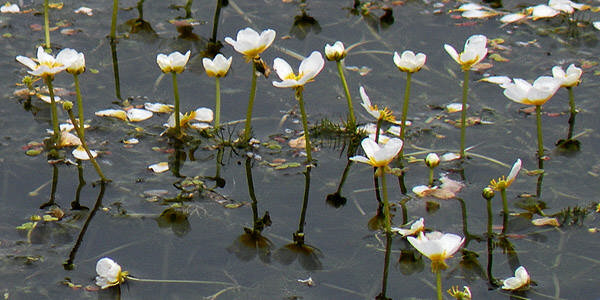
[
  {"x1": 349, "y1": 136, "x2": 403, "y2": 168},
  {"x1": 57, "y1": 48, "x2": 86, "y2": 75},
  {"x1": 1, "y1": 2, "x2": 19, "y2": 13},
  {"x1": 448, "y1": 285, "x2": 472, "y2": 300},
  {"x1": 156, "y1": 50, "x2": 191, "y2": 73},
  {"x1": 502, "y1": 266, "x2": 531, "y2": 291},
  {"x1": 16, "y1": 46, "x2": 69, "y2": 77},
  {"x1": 95, "y1": 257, "x2": 128, "y2": 289},
  {"x1": 425, "y1": 153, "x2": 440, "y2": 168},
  {"x1": 324, "y1": 41, "x2": 346, "y2": 61},
  {"x1": 552, "y1": 64, "x2": 582, "y2": 88},
  {"x1": 272, "y1": 51, "x2": 324, "y2": 89},
  {"x1": 393, "y1": 50, "x2": 426, "y2": 73},
  {"x1": 202, "y1": 54, "x2": 232, "y2": 78},
  {"x1": 225, "y1": 28, "x2": 276, "y2": 60},
  {"x1": 359, "y1": 86, "x2": 399, "y2": 124},
  {"x1": 444, "y1": 35, "x2": 488, "y2": 71}
]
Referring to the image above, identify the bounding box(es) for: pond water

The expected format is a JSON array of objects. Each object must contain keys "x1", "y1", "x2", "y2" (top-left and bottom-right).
[{"x1": 2, "y1": 0, "x2": 600, "y2": 299}]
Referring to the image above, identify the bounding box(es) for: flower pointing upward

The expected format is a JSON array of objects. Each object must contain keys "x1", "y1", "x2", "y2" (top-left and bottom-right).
[
  {"x1": 225, "y1": 27, "x2": 276, "y2": 60},
  {"x1": 202, "y1": 54, "x2": 232, "y2": 78},
  {"x1": 552, "y1": 64, "x2": 582, "y2": 88},
  {"x1": 407, "y1": 231, "x2": 464, "y2": 271},
  {"x1": 489, "y1": 159, "x2": 521, "y2": 191},
  {"x1": 502, "y1": 76, "x2": 561, "y2": 106},
  {"x1": 272, "y1": 51, "x2": 324, "y2": 89},
  {"x1": 393, "y1": 50, "x2": 426, "y2": 73},
  {"x1": 444, "y1": 35, "x2": 488, "y2": 70},
  {"x1": 502, "y1": 266, "x2": 531, "y2": 291},
  {"x1": 350, "y1": 136, "x2": 403, "y2": 168}
]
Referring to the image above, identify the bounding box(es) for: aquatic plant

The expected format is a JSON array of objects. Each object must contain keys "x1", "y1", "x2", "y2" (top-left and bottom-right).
[
  {"x1": 325, "y1": 41, "x2": 355, "y2": 129},
  {"x1": 202, "y1": 54, "x2": 232, "y2": 129},
  {"x1": 156, "y1": 50, "x2": 191, "y2": 137}
]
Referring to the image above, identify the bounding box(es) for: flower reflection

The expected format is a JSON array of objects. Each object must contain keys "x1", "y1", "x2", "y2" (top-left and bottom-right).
[
  {"x1": 397, "y1": 248, "x2": 425, "y2": 275},
  {"x1": 155, "y1": 207, "x2": 191, "y2": 237}
]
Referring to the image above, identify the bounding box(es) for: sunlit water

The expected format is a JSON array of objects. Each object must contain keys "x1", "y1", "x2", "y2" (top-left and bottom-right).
[{"x1": 1, "y1": 0, "x2": 600, "y2": 299}]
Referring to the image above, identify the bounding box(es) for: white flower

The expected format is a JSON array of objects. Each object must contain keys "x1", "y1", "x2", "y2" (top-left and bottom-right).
[
  {"x1": 594, "y1": 21, "x2": 600, "y2": 31},
  {"x1": 202, "y1": 54, "x2": 232, "y2": 78},
  {"x1": 502, "y1": 266, "x2": 530, "y2": 291},
  {"x1": 480, "y1": 75, "x2": 512, "y2": 85},
  {"x1": 193, "y1": 107, "x2": 214, "y2": 122},
  {"x1": 393, "y1": 50, "x2": 426, "y2": 73},
  {"x1": 324, "y1": 41, "x2": 346, "y2": 61},
  {"x1": 502, "y1": 76, "x2": 561, "y2": 106},
  {"x1": 156, "y1": 50, "x2": 191, "y2": 73},
  {"x1": 407, "y1": 231, "x2": 464, "y2": 269},
  {"x1": 349, "y1": 136, "x2": 403, "y2": 167},
  {"x1": 392, "y1": 218, "x2": 425, "y2": 236},
  {"x1": 74, "y1": 6, "x2": 93, "y2": 16},
  {"x1": 444, "y1": 35, "x2": 488, "y2": 70},
  {"x1": 16, "y1": 46, "x2": 69, "y2": 77},
  {"x1": 425, "y1": 153, "x2": 440, "y2": 168},
  {"x1": 272, "y1": 51, "x2": 324, "y2": 89},
  {"x1": 1, "y1": 2, "x2": 19, "y2": 13},
  {"x1": 500, "y1": 13, "x2": 528, "y2": 24},
  {"x1": 56, "y1": 48, "x2": 85, "y2": 75},
  {"x1": 224, "y1": 27, "x2": 276, "y2": 60},
  {"x1": 95, "y1": 258, "x2": 126, "y2": 289},
  {"x1": 552, "y1": 64, "x2": 582, "y2": 87}
]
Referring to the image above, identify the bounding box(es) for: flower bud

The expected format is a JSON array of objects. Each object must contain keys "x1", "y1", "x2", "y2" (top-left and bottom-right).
[
  {"x1": 62, "y1": 101, "x2": 74, "y2": 111},
  {"x1": 425, "y1": 153, "x2": 440, "y2": 168},
  {"x1": 482, "y1": 187, "x2": 495, "y2": 200}
]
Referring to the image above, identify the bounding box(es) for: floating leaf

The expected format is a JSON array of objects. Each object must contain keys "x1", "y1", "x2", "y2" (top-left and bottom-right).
[
  {"x1": 144, "y1": 102, "x2": 173, "y2": 113},
  {"x1": 148, "y1": 162, "x2": 169, "y2": 173},
  {"x1": 489, "y1": 53, "x2": 510, "y2": 62},
  {"x1": 532, "y1": 217, "x2": 560, "y2": 227},
  {"x1": 274, "y1": 162, "x2": 301, "y2": 170},
  {"x1": 126, "y1": 108, "x2": 153, "y2": 122},
  {"x1": 289, "y1": 136, "x2": 306, "y2": 149}
]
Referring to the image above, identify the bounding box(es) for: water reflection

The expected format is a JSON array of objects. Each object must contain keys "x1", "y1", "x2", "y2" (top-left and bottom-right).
[
  {"x1": 124, "y1": 0, "x2": 158, "y2": 41},
  {"x1": 64, "y1": 182, "x2": 106, "y2": 270},
  {"x1": 39, "y1": 164, "x2": 59, "y2": 209},
  {"x1": 227, "y1": 157, "x2": 273, "y2": 263},
  {"x1": 274, "y1": 166, "x2": 323, "y2": 270},
  {"x1": 375, "y1": 232, "x2": 392, "y2": 300},
  {"x1": 109, "y1": 37, "x2": 122, "y2": 101},
  {"x1": 289, "y1": 1, "x2": 321, "y2": 40},
  {"x1": 155, "y1": 206, "x2": 191, "y2": 237}
]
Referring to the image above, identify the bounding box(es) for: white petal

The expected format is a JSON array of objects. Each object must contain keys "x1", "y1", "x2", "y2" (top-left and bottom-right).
[
  {"x1": 193, "y1": 107, "x2": 214, "y2": 122},
  {"x1": 72, "y1": 145, "x2": 97, "y2": 160},
  {"x1": 16, "y1": 56, "x2": 38, "y2": 71},
  {"x1": 148, "y1": 162, "x2": 169, "y2": 173},
  {"x1": 127, "y1": 108, "x2": 153, "y2": 122},
  {"x1": 273, "y1": 58, "x2": 294, "y2": 81},
  {"x1": 144, "y1": 102, "x2": 173, "y2": 113},
  {"x1": 444, "y1": 44, "x2": 460, "y2": 64},
  {"x1": 95, "y1": 109, "x2": 127, "y2": 121}
]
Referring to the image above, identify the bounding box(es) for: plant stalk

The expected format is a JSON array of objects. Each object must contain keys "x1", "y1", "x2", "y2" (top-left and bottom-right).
[
  {"x1": 399, "y1": 72, "x2": 412, "y2": 157},
  {"x1": 73, "y1": 74, "x2": 84, "y2": 140},
  {"x1": 243, "y1": 63, "x2": 258, "y2": 143},
  {"x1": 296, "y1": 88, "x2": 312, "y2": 163},
  {"x1": 336, "y1": 60, "x2": 355, "y2": 129},
  {"x1": 535, "y1": 105, "x2": 544, "y2": 159},
  {"x1": 66, "y1": 109, "x2": 109, "y2": 182},
  {"x1": 44, "y1": 76, "x2": 60, "y2": 146},
  {"x1": 44, "y1": 0, "x2": 50, "y2": 48},
  {"x1": 436, "y1": 269, "x2": 443, "y2": 300},
  {"x1": 460, "y1": 70, "x2": 470, "y2": 158},
  {"x1": 380, "y1": 168, "x2": 391, "y2": 234},
  {"x1": 172, "y1": 72, "x2": 181, "y2": 136},
  {"x1": 110, "y1": 0, "x2": 119, "y2": 39}
]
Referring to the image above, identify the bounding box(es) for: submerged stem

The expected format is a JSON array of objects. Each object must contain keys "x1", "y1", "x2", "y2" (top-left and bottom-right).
[
  {"x1": 211, "y1": 0, "x2": 222, "y2": 42},
  {"x1": 460, "y1": 70, "x2": 470, "y2": 158},
  {"x1": 336, "y1": 60, "x2": 355, "y2": 129},
  {"x1": 296, "y1": 88, "x2": 312, "y2": 163},
  {"x1": 400, "y1": 72, "x2": 412, "y2": 157},
  {"x1": 243, "y1": 63, "x2": 258, "y2": 143}
]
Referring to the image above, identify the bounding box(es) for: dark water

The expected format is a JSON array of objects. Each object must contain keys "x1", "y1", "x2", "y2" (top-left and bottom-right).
[{"x1": 1, "y1": 0, "x2": 600, "y2": 299}]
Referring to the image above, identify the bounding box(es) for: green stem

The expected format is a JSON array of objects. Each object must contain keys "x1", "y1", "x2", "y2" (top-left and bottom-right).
[
  {"x1": 436, "y1": 269, "x2": 442, "y2": 300},
  {"x1": 73, "y1": 74, "x2": 84, "y2": 140},
  {"x1": 44, "y1": 76, "x2": 60, "y2": 147},
  {"x1": 568, "y1": 87, "x2": 575, "y2": 115},
  {"x1": 243, "y1": 63, "x2": 258, "y2": 143},
  {"x1": 380, "y1": 232, "x2": 392, "y2": 298},
  {"x1": 297, "y1": 165, "x2": 311, "y2": 235},
  {"x1": 296, "y1": 88, "x2": 312, "y2": 164},
  {"x1": 110, "y1": 0, "x2": 119, "y2": 39},
  {"x1": 399, "y1": 72, "x2": 412, "y2": 157},
  {"x1": 501, "y1": 188, "x2": 508, "y2": 234},
  {"x1": 375, "y1": 118, "x2": 383, "y2": 143},
  {"x1": 486, "y1": 197, "x2": 493, "y2": 236},
  {"x1": 428, "y1": 167, "x2": 434, "y2": 187},
  {"x1": 380, "y1": 168, "x2": 391, "y2": 234},
  {"x1": 567, "y1": 87, "x2": 576, "y2": 140},
  {"x1": 245, "y1": 157, "x2": 259, "y2": 227},
  {"x1": 460, "y1": 70, "x2": 470, "y2": 158},
  {"x1": 535, "y1": 105, "x2": 544, "y2": 159},
  {"x1": 172, "y1": 72, "x2": 181, "y2": 136},
  {"x1": 214, "y1": 77, "x2": 221, "y2": 129},
  {"x1": 66, "y1": 109, "x2": 109, "y2": 182},
  {"x1": 44, "y1": 0, "x2": 50, "y2": 48},
  {"x1": 109, "y1": 37, "x2": 122, "y2": 100},
  {"x1": 336, "y1": 60, "x2": 355, "y2": 129},
  {"x1": 126, "y1": 276, "x2": 232, "y2": 286}
]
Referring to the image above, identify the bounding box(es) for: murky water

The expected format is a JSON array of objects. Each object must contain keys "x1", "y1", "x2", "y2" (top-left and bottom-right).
[{"x1": 2, "y1": 0, "x2": 600, "y2": 299}]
